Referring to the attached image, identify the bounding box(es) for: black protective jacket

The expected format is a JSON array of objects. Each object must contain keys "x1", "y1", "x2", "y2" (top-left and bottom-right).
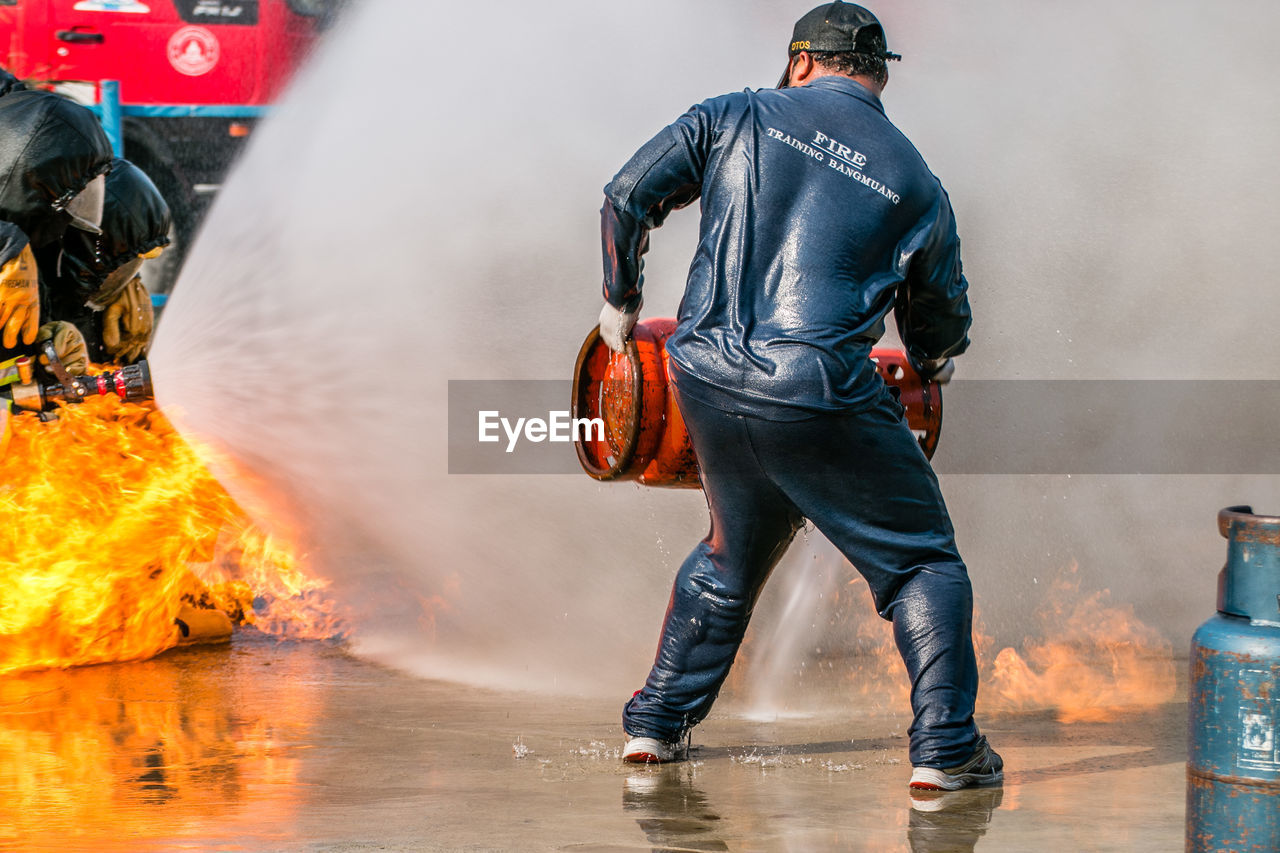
[
  {"x1": 0, "y1": 68, "x2": 26, "y2": 99},
  {"x1": 51, "y1": 158, "x2": 171, "y2": 303},
  {"x1": 0, "y1": 72, "x2": 29, "y2": 268},
  {"x1": 0, "y1": 88, "x2": 113, "y2": 263},
  {"x1": 602, "y1": 77, "x2": 971, "y2": 418},
  {"x1": 42, "y1": 158, "x2": 171, "y2": 361}
]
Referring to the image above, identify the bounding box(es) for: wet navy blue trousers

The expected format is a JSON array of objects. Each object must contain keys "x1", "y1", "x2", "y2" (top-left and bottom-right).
[{"x1": 623, "y1": 382, "x2": 982, "y2": 768}]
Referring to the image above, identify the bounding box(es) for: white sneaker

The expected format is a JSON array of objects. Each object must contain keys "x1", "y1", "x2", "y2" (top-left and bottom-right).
[
  {"x1": 908, "y1": 736, "x2": 1003, "y2": 790},
  {"x1": 622, "y1": 736, "x2": 686, "y2": 764}
]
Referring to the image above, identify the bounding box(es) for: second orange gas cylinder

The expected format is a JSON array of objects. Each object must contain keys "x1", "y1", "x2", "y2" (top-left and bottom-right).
[{"x1": 572, "y1": 318, "x2": 943, "y2": 488}]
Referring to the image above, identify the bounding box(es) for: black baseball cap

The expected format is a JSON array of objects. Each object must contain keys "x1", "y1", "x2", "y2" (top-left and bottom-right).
[{"x1": 778, "y1": 2, "x2": 901, "y2": 87}]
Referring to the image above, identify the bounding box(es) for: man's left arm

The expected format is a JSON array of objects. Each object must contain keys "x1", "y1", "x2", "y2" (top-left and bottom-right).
[
  {"x1": 895, "y1": 187, "x2": 972, "y2": 380},
  {"x1": 597, "y1": 105, "x2": 713, "y2": 350}
]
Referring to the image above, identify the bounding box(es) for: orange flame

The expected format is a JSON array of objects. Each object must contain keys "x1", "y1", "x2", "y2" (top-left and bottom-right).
[
  {"x1": 842, "y1": 577, "x2": 912, "y2": 711},
  {"x1": 0, "y1": 649, "x2": 319, "y2": 846},
  {"x1": 0, "y1": 395, "x2": 343, "y2": 675},
  {"x1": 982, "y1": 565, "x2": 1176, "y2": 722},
  {"x1": 746, "y1": 562, "x2": 1175, "y2": 724}
]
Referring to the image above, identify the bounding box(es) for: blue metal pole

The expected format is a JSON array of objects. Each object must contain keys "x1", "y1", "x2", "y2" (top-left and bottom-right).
[{"x1": 99, "y1": 80, "x2": 124, "y2": 157}]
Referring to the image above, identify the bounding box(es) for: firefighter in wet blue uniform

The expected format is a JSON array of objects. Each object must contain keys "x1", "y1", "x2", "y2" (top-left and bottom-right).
[{"x1": 598, "y1": 3, "x2": 1002, "y2": 790}]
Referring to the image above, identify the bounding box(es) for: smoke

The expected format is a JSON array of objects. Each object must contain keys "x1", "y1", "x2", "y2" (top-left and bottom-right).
[{"x1": 151, "y1": 0, "x2": 1280, "y2": 699}]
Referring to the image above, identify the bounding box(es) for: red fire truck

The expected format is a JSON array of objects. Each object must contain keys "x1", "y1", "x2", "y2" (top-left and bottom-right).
[{"x1": 0, "y1": 0, "x2": 338, "y2": 293}]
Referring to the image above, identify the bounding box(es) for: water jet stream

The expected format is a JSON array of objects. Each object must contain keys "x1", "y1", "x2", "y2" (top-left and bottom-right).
[{"x1": 149, "y1": 0, "x2": 1280, "y2": 706}]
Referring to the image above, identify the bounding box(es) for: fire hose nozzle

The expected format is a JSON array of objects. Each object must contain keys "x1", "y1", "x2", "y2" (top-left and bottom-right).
[
  {"x1": 7, "y1": 359, "x2": 155, "y2": 412},
  {"x1": 71, "y1": 360, "x2": 154, "y2": 405},
  {"x1": 105, "y1": 360, "x2": 153, "y2": 403}
]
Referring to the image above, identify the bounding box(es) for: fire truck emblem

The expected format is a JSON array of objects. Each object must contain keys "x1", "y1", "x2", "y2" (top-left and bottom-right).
[{"x1": 167, "y1": 26, "x2": 220, "y2": 76}]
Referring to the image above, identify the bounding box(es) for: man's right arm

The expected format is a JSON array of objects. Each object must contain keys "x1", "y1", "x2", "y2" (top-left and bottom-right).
[{"x1": 600, "y1": 105, "x2": 713, "y2": 313}]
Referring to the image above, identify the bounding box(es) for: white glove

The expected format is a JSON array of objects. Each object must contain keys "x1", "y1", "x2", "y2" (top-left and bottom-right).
[
  {"x1": 598, "y1": 301, "x2": 640, "y2": 354},
  {"x1": 914, "y1": 356, "x2": 955, "y2": 384}
]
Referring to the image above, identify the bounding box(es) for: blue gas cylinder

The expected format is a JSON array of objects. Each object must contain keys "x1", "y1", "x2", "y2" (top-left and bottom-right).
[{"x1": 1187, "y1": 506, "x2": 1280, "y2": 852}]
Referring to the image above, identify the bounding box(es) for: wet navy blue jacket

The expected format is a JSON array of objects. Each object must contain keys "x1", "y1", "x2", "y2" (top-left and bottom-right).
[{"x1": 602, "y1": 76, "x2": 971, "y2": 418}]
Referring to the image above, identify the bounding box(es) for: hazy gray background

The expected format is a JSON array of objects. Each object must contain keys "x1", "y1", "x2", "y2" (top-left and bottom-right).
[{"x1": 150, "y1": 0, "x2": 1280, "y2": 700}]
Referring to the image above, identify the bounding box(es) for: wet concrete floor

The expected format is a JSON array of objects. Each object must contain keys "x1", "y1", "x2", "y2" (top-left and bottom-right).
[{"x1": 0, "y1": 633, "x2": 1187, "y2": 852}]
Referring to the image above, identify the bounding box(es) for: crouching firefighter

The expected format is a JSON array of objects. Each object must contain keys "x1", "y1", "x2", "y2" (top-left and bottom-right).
[
  {"x1": 0, "y1": 83, "x2": 113, "y2": 372},
  {"x1": 597, "y1": 2, "x2": 1001, "y2": 791},
  {"x1": 43, "y1": 158, "x2": 171, "y2": 365}
]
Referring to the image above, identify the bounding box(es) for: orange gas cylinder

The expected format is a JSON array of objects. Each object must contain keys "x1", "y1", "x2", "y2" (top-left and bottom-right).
[{"x1": 572, "y1": 318, "x2": 943, "y2": 488}]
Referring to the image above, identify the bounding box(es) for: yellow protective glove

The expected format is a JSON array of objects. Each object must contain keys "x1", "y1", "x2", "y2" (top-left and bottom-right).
[
  {"x1": 0, "y1": 244, "x2": 40, "y2": 349},
  {"x1": 37, "y1": 321, "x2": 89, "y2": 376},
  {"x1": 101, "y1": 275, "x2": 154, "y2": 363}
]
